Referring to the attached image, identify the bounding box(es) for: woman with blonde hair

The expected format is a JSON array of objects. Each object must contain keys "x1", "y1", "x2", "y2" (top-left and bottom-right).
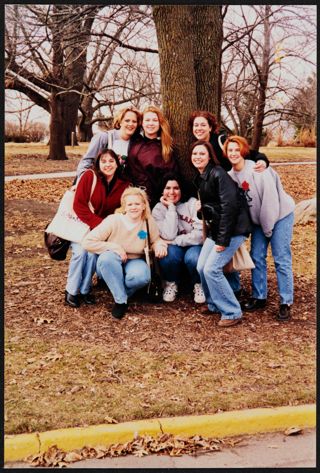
[
  {"x1": 126, "y1": 105, "x2": 180, "y2": 208},
  {"x1": 82, "y1": 187, "x2": 167, "y2": 319},
  {"x1": 76, "y1": 106, "x2": 142, "y2": 177}
]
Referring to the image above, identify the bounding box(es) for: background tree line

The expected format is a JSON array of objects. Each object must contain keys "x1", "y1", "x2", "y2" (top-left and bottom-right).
[{"x1": 5, "y1": 4, "x2": 316, "y2": 177}]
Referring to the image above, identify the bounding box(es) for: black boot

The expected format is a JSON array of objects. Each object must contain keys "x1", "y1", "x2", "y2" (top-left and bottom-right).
[
  {"x1": 81, "y1": 293, "x2": 96, "y2": 305},
  {"x1": 111, "y1": 303, "x2": 128, "y2": 319},
  {"x1": 276, "y1": 304, "x2": 291, "y2": 322},
  {"x1": 234, "y1": 288, "x2": 249, "y2": 301},
  {"x1": 241, "y1": 298, "x2": 267, "y2": 311},
  {"x1": 65, "y1": 291, "x2": 81, "y2": 308}
]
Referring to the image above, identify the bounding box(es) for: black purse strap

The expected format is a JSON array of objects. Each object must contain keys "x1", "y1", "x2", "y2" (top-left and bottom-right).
[{"x1": 145, "y1": 218, "x2": 154, "y2": 268}]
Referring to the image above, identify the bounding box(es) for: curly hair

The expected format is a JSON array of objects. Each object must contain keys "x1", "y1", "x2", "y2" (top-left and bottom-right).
[
  {"x1": 142, "y1": 105, "x2": 173, "y2": 162},
  {"x1": 188, "y1": 110, "x2": 219, "y2": 136}
]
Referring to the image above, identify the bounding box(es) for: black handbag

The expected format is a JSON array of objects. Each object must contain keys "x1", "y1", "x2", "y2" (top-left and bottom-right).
[
  {"x1": 44, "y1": 224, "x2": 70, "y2": 261},
  {"x1": 145, "y1": 220, "x2": 163, "y2": 303}
]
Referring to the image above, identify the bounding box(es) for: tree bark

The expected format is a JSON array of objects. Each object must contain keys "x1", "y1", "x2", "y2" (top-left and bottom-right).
[
  {"x1": 192, "y1": 6, "x2": 223, "y2": 120},
  {"x1": 153, "y1": 5, "x2": 197, "y2": 181},
  {"x1": 153, "y1": 5, "x2": 223, "y2": 182},
  {"x1": 48, "y1": 93, "x2": 67, "y2": 160},
  {"x1": 251, "y1": 6, "x2": 271, "y2": 150}
]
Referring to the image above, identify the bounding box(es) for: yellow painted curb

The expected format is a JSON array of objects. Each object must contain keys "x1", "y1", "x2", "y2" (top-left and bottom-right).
[
  {"x1": 4, "y1": 404, "x2": 316, "y2": 462},
  {"x1": 5, "y1": 433, "x2": 40, "y2": 463}
]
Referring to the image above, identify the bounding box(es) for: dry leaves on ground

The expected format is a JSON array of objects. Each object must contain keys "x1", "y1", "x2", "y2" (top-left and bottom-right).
[{"x1": 27, "y1": 433, "x2": 245, "y2": 467}]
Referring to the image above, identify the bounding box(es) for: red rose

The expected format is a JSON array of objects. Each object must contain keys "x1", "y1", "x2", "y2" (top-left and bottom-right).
[{"x1": 242, "y1": 180, "x2": 250, "y2": 191}]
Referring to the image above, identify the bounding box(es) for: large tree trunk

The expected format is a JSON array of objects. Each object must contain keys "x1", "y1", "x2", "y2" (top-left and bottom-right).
[
  {"x1": 48, "y1": 6, "x2": 67, "y2": 160},
  {"x1": 251, "y1": 6, "x2": 271, "y2": 150},
  {"x1": 192, "y1": 5, "x2": 223, "y2": 119},
  {"x1": 153, "y1": 5, "x2": 197, "y2": 182},
  {"x1": 153, "y1": 5, "x2": 223, "y2": 182},
  {"x1": 64, "y1": 92, "x2": 79, "y2": 146},
  {"x1": 78, "y1": 96, "x2": 94, "y2": 142},
  {"x1": 48, "y1": 93, "x2": 67, "y2": 160}
]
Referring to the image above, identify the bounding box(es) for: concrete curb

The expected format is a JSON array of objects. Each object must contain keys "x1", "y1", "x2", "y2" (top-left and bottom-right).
[{"x1": 4, "y1": 404, "x2": 316, "y2": 462}]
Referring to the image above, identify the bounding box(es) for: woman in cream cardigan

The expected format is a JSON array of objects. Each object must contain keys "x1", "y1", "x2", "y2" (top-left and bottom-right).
[{"x1": 82, "y1": 187, "x2": 167, "y2": 319}]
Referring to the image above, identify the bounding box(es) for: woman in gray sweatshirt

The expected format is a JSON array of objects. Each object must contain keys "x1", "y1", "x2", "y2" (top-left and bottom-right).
[
  {"x1": 225, "y1": 135, "x2": 295, "y2": 321},
  {"x1": 152, "y1": 173, "x2": 205, "y2": 304}
]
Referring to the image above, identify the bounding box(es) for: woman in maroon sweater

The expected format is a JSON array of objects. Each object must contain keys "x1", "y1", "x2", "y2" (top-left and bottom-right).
[
  {"x1": 126, "y1": 105, "x2": 180, "y2": 209},
  {"x1": 65, "y1": 148, "x2": 130, "y2": 308}
]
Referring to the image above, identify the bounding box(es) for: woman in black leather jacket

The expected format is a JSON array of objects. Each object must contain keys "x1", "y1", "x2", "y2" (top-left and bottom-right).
[{"x1": 192, "y1": 140, "x2": 252, "y2": 327}]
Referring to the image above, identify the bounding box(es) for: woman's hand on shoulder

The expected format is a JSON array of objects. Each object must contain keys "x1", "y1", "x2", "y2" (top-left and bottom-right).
[{"x1": 253, "y1": 160, "x2": 267, "y2": 173}]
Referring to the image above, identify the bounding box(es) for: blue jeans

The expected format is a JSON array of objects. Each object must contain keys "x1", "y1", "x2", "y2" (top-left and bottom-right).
[
  {"x1": 96, "y1": 251, "x2": 151, "y2": 304},
  {"x1": 159, "y1": 244, "x2": 202, "y2": 285},
  {"x1": 197, "y1": 236, "x2": 246, "y2": 319},
  {"x1": 65, "y1": 242, "x2": 97, "y2": 296},
  {"x1": 250, "y1": 212, "x2": 294, "y2": 304}
]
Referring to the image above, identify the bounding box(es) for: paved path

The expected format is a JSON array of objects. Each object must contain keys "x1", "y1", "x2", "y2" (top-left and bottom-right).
[
  {"x1": 4, "y1": 162, "x2": 317, "y2": 182},
  {"x1": 5, "y1": 171, "x2": 76, "y2": 182},
  {"x1": 4, "y1": 428, "x2": 316, "y2": 469}
]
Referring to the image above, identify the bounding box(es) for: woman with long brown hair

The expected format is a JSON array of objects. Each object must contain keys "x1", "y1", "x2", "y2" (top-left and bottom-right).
[{"x1": 126, "y1": 105, "x2": 180, "y2": 208}]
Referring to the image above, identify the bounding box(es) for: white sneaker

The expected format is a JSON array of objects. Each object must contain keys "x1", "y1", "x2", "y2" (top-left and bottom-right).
[
  {"x1": 194, "y1": 283, "x2": 206, "y2": 304},
  {"x1": 162, "y1": 281, "x2": 178, "y2": 302}
]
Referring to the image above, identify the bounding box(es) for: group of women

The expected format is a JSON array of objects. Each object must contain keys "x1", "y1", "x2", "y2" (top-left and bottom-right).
[{"x1": 63, "y1": 105, "x2": 295, "y2": 326}]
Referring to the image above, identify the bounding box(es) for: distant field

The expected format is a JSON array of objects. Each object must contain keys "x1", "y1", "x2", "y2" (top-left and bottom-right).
[
  {"x1": 259, "y1": 146, "x2": 316, "y2": 162},
  {"x1": 5, "y1": 142, "x2": 89, "y2": 156}
]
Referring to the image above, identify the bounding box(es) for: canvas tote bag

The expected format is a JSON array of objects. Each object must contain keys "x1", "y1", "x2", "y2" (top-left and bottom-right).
[{"x1": 45, "y1": 170, "x2": 97, "y2": 244}]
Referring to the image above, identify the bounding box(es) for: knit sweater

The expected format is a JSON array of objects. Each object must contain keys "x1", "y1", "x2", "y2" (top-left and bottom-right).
[
  {"x1": 73, "y1": 169, "x2": 130, "y2": 229},
  {"x1": 152, "y1": 197, "x2": 203, "y2": 247},
  {"x1": 82, "y1": 213, "x2": 161, "y2": 259},
  {"x1": 228, "y1": 160, "x2": 295, "y2": 237}
]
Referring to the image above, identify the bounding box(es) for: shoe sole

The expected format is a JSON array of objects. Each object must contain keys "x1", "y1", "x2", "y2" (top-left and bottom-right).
[
  {"x1": 65, "y1": 302, "x2": 80, "y2": 308},
  {"x1": 242, "y1": 305, "x2": 266, "y2": 312},
  {"x1": 218, "y1": 318, "x2": 242, "y2": 327}
]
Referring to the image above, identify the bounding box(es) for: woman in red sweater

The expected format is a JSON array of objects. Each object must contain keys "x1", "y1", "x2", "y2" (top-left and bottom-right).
[{"x1": 65, "y1": 148, "x2": 130, "y2": 308}]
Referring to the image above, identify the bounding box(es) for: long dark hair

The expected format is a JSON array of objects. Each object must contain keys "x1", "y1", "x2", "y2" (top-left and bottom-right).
[
  {"x1": 189, "y1": 140, "x2": 220, "y2": 167},
  {"x1": 93, "y1": 148, "x2": 121, "y2": 182}
]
